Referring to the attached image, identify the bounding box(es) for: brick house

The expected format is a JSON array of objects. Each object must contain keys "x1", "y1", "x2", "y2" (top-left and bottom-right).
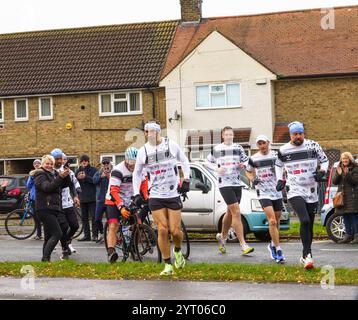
[
  {"x1": 0, "y1": 22, "x2": 177, "y2": 174},
  {"x1": 160, "y1": 3, "x2": 358, "y2": 162}
]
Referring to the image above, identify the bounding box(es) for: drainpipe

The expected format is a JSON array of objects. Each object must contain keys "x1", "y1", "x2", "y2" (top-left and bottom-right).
[{"x1": 147, "y1": 88, "x2": 156, "y2": 120}]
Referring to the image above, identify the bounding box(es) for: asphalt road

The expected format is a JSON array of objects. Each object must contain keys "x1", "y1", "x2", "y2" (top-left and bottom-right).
[
  {"x1": 1, "y1": 277, "x2": 357, "y2": 300},
  {"x1": 0, "y1": 237, "x2": 358, "y2": 269}
]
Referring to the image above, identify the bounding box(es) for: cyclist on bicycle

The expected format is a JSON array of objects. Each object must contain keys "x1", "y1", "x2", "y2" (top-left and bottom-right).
[
  {"x1": 132, "y1": 120, "x2": 190, "y2": 276},
  {"x1": 105, "y1": 147, "x2": 149, "y2": 263}
]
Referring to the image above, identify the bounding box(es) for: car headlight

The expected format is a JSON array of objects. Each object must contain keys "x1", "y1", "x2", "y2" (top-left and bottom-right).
[{"x1": 251, "y1": 199, "x2": 264, "y2": 212}]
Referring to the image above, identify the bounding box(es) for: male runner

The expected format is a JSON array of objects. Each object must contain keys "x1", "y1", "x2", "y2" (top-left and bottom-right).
[
  {"x1": 275, "y1": 122, "x2": 328, "y2": 269},
  {"x1": 246, "y1": 135, "x2": 285, "y2": 263},
  {"x1": 206, "y1": 126, "x2": 254, "y2": 256},
  {"x1": 132, "y1": 121, "x2": 190, "y2": 276}
]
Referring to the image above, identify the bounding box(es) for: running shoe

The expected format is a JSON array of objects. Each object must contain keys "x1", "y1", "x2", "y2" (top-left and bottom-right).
[
  {"x1": 267, "y1": 243, "x2": 277, "y2": 260},
  {"x1": 174, "y1": 249, "x2": 186, "y2": 269},
  {"x1": 275, "y1": 250, "x2": 285, "y2": 263},
  {"x1": 160, "y1": 263, "x2": 174, "y2": 276},
  {"x1": 108, "y1": 251, "x2": 119, "y2": 264},
  {"x1": 300, "y1": 254, "x2": 314, "y2": 270},
  {"x1": 68, "y1": 244, "x2": 77, "y2": 253},
  {"x1": 60, "y1": 249, "x2": 71, "y2": 260},
  {"x1": 216, "y1": 233, "x2": 227, "y2": 254},
  {"x1": 241, "y1": 243, "x2": 254, "y2": 255}
]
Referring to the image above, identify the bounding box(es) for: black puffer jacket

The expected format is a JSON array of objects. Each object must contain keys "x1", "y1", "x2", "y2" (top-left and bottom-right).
[
  {"x1": 32, "y1": 168, "x2": 71, "y2": 213},
  {"x1": 332, "y1": 164, "x2": 358, "y2": 214}
]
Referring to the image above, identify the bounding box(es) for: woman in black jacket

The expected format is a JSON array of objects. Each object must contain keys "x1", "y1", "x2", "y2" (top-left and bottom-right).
[
  {"x1": 32, "y1": 155, "x2": 71, "y2": 261},
  {"x1": 332, "y1": 152, "x2": 358, "y2": 244}
]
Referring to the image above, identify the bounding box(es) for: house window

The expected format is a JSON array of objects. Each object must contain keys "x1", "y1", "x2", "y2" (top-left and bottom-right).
[
  {"x1": 196, "y1": 83, "x2": 241, "y2": 109},
  {"x1": 15, "y1": 99, "x2": 28, "y2": 121},
  {"x1": 100, "y1": 154, "x2": 125, "y2": 166},
  {"x1": 39, "y1": 97, "x2": 53, "y2": 120},
  {"x1": 99, "y1": 92, "x2": 142, "y2": 116},
  {"x1": 0, "y1": 101, "x2": 3, "y2": 123}
]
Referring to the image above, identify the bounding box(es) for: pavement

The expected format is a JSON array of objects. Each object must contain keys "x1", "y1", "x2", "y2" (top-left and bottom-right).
[
  {"x1": 0, "y1": 237, "x2": 358, "y2": 268},
  {"x1": 1, "y1": 277, "x2": 358, "y2": 300}
]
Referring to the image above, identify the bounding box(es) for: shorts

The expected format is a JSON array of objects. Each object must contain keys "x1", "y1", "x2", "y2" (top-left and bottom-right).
[
  {"x1": 148, "y1": 197, "x2": 183, "y2": 211},
  {"x1": 219, "y1": 186, "x2": 242, "y2": 205},
  {"x1": 106, "y1": 205, "x2": 121, "y2": 223},
  {"x1": 259, "y1": 198, "x2": 283, "y2": 212}
]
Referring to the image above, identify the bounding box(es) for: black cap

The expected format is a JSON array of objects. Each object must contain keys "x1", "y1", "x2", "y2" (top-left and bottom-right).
[
  {"x1": 80, "y1": 155, "x2": 90, "y2": 162},
  {"x1": 101, "y1": 158, "x2": 110, "y2": 164}
]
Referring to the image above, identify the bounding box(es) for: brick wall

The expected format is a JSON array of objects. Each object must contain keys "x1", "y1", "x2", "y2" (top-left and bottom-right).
[
  {"x1": 0, "y1": 88, "x2": 167, "y2": 168},
  {"x1": 180, "y1": 0, "x2": 202, "y2": 22},
  {"x1": 275, "y1": 77, "x2": 358, "y2": 154}
]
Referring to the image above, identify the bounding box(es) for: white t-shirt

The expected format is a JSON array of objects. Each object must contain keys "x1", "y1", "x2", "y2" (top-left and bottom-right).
[
  {"x1": 133, "y1": 138, "x2": 190, "y2": 199},
  {"x1": 206, "y1": 143, "x2": 249, "y2": 188},
  {"x1": 275, "y1": 139, "x2": 329, "y2": 203},
  {"x1": 246, "y1": 150, "x2": 282, "y2": 200}
]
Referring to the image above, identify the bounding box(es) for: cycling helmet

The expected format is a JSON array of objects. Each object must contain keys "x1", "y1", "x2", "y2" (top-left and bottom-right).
[
  {"x1": 50, "y1": 148, "x2": 63, "y2": 158},
  {"x1": 125, "y1": 147, "x2": 138, "y2": 161}
]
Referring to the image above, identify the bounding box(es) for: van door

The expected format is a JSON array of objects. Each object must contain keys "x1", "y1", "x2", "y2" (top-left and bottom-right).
[{"x1": 181, "y1": 166, "x2": 215, "y2": 229}]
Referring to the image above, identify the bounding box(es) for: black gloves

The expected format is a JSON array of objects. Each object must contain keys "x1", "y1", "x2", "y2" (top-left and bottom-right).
[
  {"x1": 276, "y1": 180, "x2": 286, "y2": 191},
  {"x1": 178, "y1": 180, "x2": 190, "y2": 194},
  {"x1": 313, "y1": 170, "x2": 326, "y2": 182},
  {"x1": 132, "y1": 194, "x2": 144, "y2": 207}
]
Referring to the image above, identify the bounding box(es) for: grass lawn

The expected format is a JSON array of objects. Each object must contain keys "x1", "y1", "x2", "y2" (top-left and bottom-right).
[
  {"x1": 281, "y1": 221, "x2": 327, "y2": 237},
  {"x1": 0, "y1": 260, "x2": 357, "y2": 285}
]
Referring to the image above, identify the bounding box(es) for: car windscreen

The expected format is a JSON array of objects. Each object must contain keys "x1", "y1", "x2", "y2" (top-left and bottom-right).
[{"x1": 0, "y1": 177, "x2": 16, "y2": 189}]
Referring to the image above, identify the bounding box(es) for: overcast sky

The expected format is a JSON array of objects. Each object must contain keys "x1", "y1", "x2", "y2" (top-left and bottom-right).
[{"x1": 1, "y1": 0, "x2": 358, "y2": 34}]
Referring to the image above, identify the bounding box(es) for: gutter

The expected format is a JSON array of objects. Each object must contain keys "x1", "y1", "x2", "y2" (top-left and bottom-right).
[{"x1": 277, "y1": 72, "x2": 358, "y2": 81}]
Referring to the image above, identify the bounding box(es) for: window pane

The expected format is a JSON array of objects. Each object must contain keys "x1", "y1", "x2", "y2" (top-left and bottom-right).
[
  {"x1": 211, "y1": 93, "x2": 225, "y2": 107},
  {"x1": 41, "y1": 98, "x2": 51, "y2": 117},
  {"x1": 0, "y1": 102, "x2": 3, "y2": 120},
  {"x1": 227, "y1": 84, "x2": 240, "y2": 106},
  {"x1": 129, "y1": 93, "x2": 140, "y2": 111},
  {"x1": 101, "y1": 95, "x2": 111, "y2": 113},
  {"x1": 114, "y1": 93, "x2": 126, "y2": 100},
  {"x1": 115, "y1": 155, "x2": 125, "y2": 164},
  {"x1": 114, "y1": 101, "x2": 128, "y2": 113},
  {"x1": 211, "y1": 85, "x2": 224, "y2": 93},
  {"x1": 196, "y1": 86, "x2": 209, "y2": 108},
  {"x1": 16, "y1": 100, "x2": 27, "y2": 118}
]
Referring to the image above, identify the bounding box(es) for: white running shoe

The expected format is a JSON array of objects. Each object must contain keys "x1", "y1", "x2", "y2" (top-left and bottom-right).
[
  {"x1": 300, "y1": 254, "x2": 314, "y2": 270},
  {"x1": 68, "y1": 244, "x2": 77, "y2": 253},
  {"x1": 241, "y1": 243, "x2": 254, "y2": 255},
  {"x1": 160, "y1": 263, "x2": 174, "y2": 276},
  {"x1": 173, "y1": 249, "x2": 186, "y2": 269}
]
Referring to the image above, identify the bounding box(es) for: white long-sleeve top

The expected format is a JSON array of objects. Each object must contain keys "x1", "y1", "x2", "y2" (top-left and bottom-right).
[{"x1": 133, "y1": 138, "x2": 190, "y2": 199}]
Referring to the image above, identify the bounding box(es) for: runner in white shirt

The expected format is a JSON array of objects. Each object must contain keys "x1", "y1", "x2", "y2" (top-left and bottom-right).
[
  {"x1": 275, "y1": 121, "x2": 329, "y2": 269},
  {"x1": 246, "y1": 135, "x2": 285, "y2": 263},
  {"x1": 133, "y1": 121, "x2": 190, "y2": 276},
  {"x1": 205, "y1": 126, "x2": 254, "y2": 256}
]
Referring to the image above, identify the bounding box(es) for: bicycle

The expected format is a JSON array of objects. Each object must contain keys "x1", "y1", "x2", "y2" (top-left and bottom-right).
[
  {"x1": 103, "y1": 203, "x2": 159, "y2": 263},
  {"x1": 5, "y1": 193, "x2": 37, "y2": 240}
]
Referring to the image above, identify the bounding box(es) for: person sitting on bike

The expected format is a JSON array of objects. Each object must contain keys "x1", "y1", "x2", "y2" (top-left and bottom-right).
[{"x1": 104, "y1": 147, "x2": 149, "y2": 263}]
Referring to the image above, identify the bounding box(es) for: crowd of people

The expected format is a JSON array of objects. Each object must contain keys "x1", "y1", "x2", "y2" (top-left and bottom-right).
[{"x1": 16, "y1": 119, "x2": 358, "y2": 275}]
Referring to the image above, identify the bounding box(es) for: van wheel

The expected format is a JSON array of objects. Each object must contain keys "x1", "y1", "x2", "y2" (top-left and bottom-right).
[
  {"x1": 326, "y1": 212, "x2": 346, "y2": 243},
  {"x1": 253, "y1": 231, "x2": 271, "y2": 242},
  {"x1": 225, "y1": 218, "x2": 249, "y2": 243}
]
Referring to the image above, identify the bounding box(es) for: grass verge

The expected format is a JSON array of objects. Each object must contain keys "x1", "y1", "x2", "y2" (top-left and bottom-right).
[{"x1": 0, "y1": 261, "x2": 357, "y2": 285}]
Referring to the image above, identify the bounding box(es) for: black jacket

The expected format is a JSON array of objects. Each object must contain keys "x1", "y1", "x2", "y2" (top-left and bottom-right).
[
  {"x1": 332, "y1": 164, "x2": 358, "y2": 214},
  {"x1": 75, "y1": 165, "x2": 98, "y2": 203},
  {"x1": 32, "y1": 168, "x2": 71, "y2": 213}
]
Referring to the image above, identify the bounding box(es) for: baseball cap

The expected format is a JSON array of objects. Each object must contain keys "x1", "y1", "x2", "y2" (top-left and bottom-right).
[
  {"x1": 288, "y1": 121, "x2": 304, "y2": 134},
  {"x1": 255, "y1": 135, "x2": 270, "y2": 144}
]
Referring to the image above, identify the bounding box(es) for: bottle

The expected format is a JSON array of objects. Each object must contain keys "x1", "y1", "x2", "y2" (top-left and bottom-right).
[{"x1": 122, "y1": 226, "x2": 132, "y2": 245}]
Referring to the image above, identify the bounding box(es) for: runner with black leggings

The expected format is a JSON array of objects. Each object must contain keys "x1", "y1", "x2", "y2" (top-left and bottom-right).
[{"x1": 275, "y1": 121, "x2": 328, "y2": 269}]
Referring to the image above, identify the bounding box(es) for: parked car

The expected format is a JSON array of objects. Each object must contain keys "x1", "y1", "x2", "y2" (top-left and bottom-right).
[
  {"x1": 0, "y1": 175, "x2": 29, "y2": 214},
  {"x1": 181, "y1": 161, "x2": 290, "y2": 242}
]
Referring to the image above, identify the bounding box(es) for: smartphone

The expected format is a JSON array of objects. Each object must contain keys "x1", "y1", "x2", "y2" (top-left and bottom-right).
[{"x1": 63, "y1": 160, "x2": 70, "y2": 169}]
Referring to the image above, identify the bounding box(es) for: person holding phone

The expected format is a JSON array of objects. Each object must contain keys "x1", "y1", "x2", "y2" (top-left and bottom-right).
[{"x1": 333, "y1": 152, "x2": 358, "y2": 244}]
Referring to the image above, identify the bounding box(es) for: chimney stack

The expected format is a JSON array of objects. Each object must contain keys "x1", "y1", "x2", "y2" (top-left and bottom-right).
[{"x1": 180, "y1": 0, "x2": 202, "y2": 23}]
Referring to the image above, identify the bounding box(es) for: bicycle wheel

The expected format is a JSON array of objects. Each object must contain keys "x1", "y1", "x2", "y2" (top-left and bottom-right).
[
  {"x1": 72, "y1": 208, "x2": 83, "y2": 239},
  {"x1": 103, "y1": 222, "x2": 135, "y2": 262},
  {"x1": 134, "y1": 224, "x2": 160, "y2": 263},
  {"x1": 181, "y1": 220, "x2": 190, "y2": 260},
  {"x1": 5, "y1": 209, "x2": 36, "y2": 240}
]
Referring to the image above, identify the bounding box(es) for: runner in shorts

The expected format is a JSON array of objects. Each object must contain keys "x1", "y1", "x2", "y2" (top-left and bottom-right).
[
  {"x1": 246, "y1": 135, "x2": 285, "y2": 263},
  {"x1": 132, "y1": 120, "x2": 190, "y2": 276},
  {"x1": 206, "y1": 126, "x2": 254, "y2": 256}
]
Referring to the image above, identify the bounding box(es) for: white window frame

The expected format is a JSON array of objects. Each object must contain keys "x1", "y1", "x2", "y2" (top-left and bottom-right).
[
  {"x1": 100, "y1": 154, "x2": 125, "y2": 166},
  {"x1": 38, "y1": 97, "x2": 53, "y2": 120},
  {"x1": 195, "y1": 82, "x2": 242, "y2": 110},
  {"x1": 14, "y1": 99, "x2": 29, "y2": 122},
  {"x1": 0, "y1": 100, "x2": 4, "y2": 123},
  {"x1": 98, "y1": 91, "x2": 143, "y2": 116}
]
